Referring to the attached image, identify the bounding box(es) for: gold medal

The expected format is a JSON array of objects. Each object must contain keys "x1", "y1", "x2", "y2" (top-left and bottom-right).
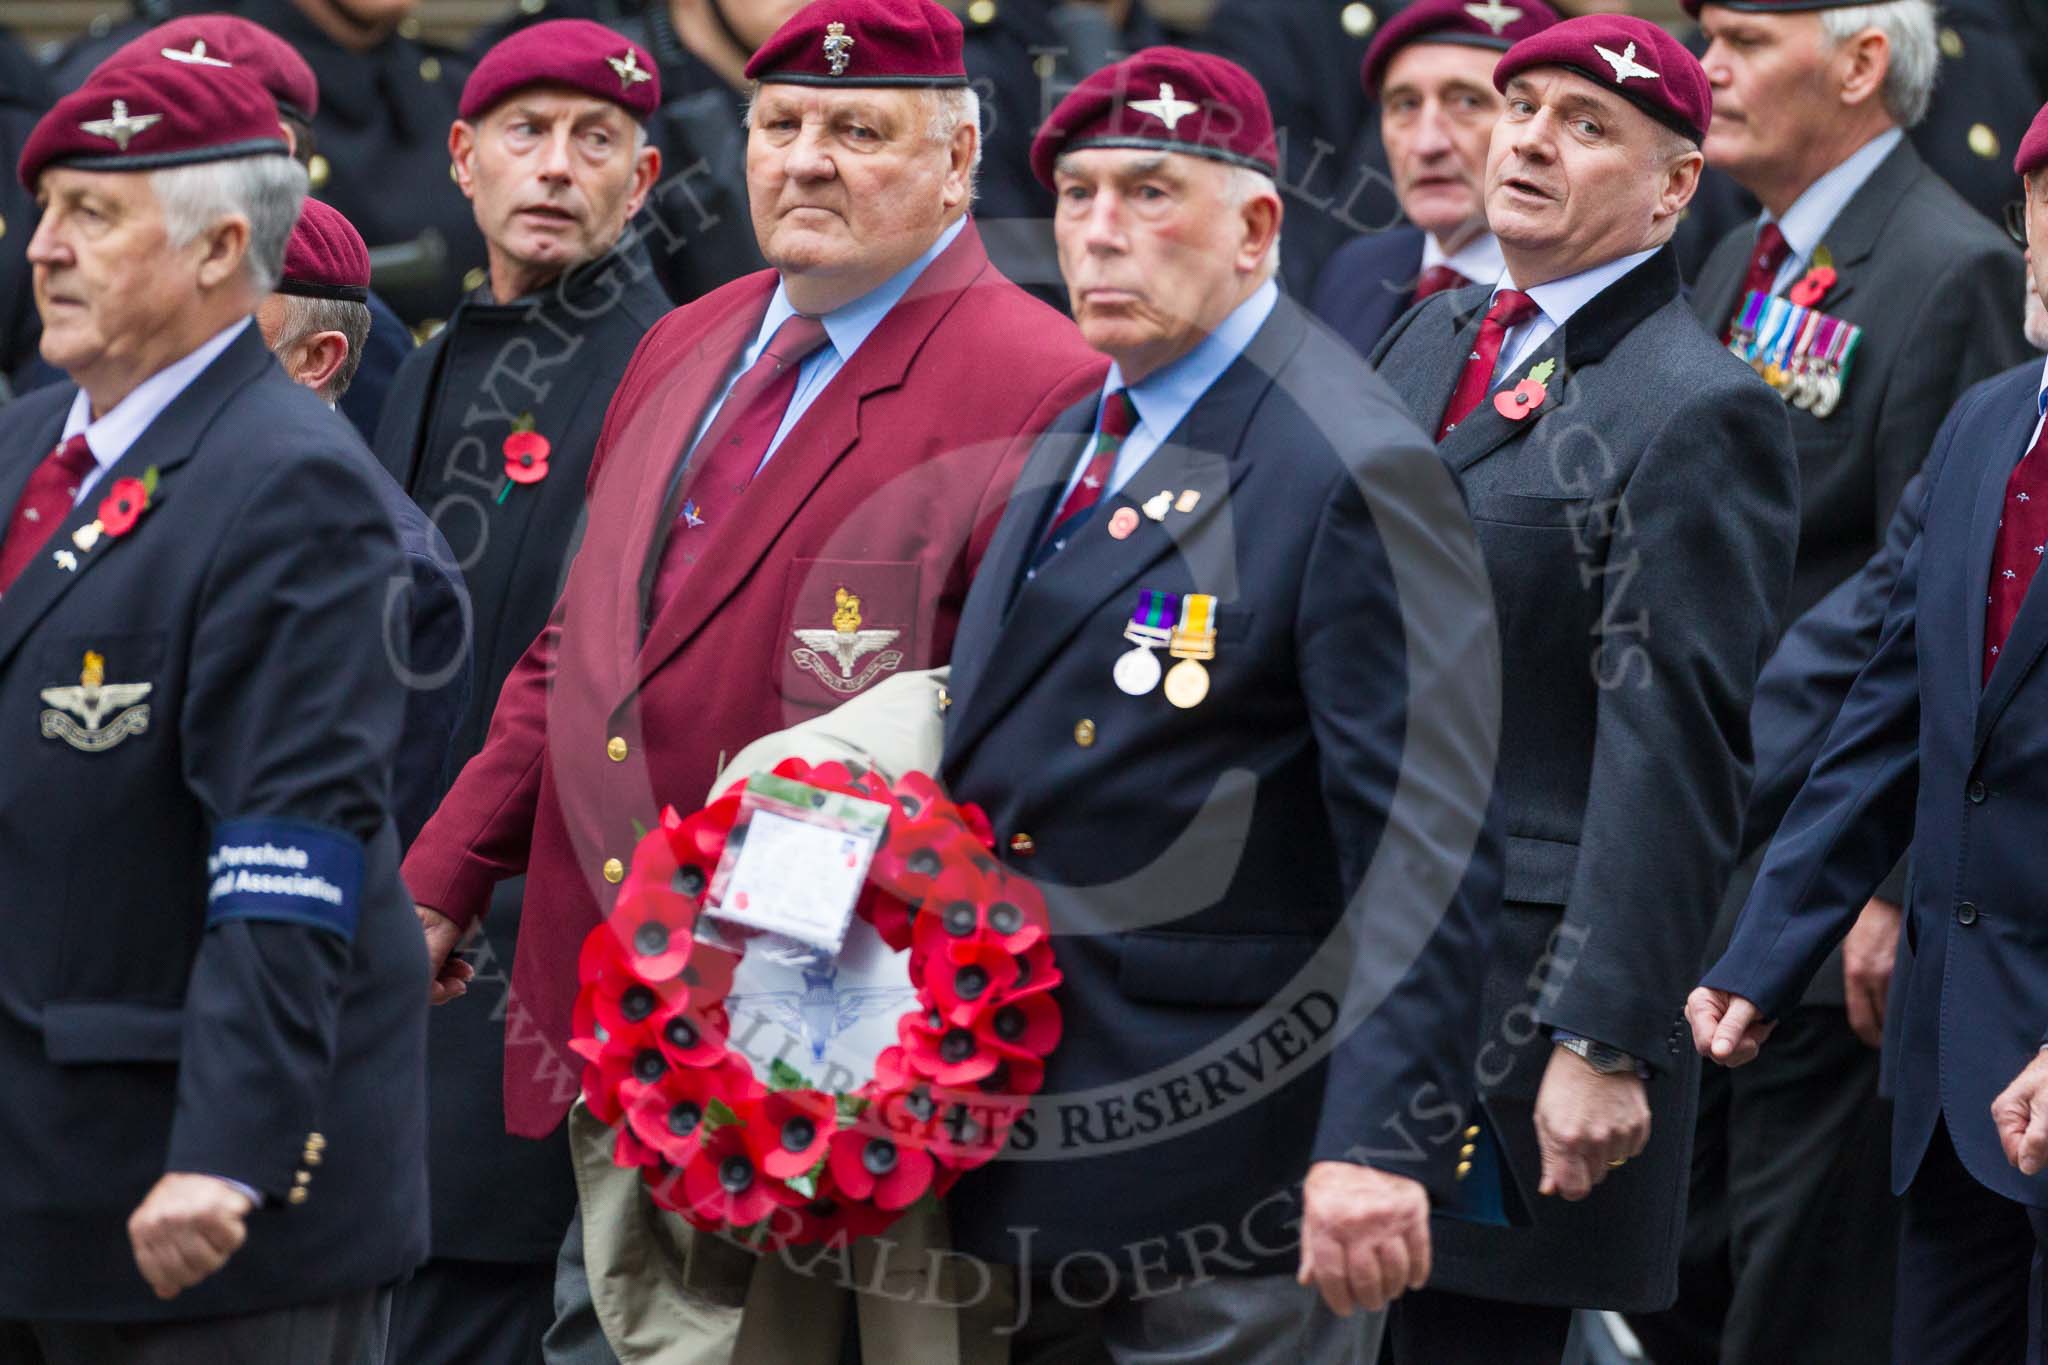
[
  {"x1": 1164, "y1": 594, "x2": 1218, "y2": 709},
  {"x1": 1164, "y1": 657, "x2": 1210, "y2": 708}
]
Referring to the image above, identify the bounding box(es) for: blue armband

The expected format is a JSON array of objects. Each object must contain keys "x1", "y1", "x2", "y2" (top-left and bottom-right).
[{"x1": 205, "y1": 818, "x2": 364, "y2": 940}]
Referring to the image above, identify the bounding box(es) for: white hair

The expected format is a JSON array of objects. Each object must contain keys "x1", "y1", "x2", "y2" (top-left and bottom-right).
[
  {"x1": 741, "y1": 83, "x2": 983, "y2": 200},
  {"x1": 1820, "y1": 0, "x2": 1938, "y2": 129},
  {"x1": 1223, "y1": 163, "x2": 1283, "y2": 285},
  {"x1": 150, "y1": 154, "x2": 308, "y2": 295},
  {"x1": 272, "y1": 293, "x2": 372, "y2": 402}
]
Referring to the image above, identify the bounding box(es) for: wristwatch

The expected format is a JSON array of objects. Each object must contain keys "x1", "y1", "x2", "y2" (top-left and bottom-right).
[{"x1": 1557, "y1": 1035, "x2": 1637, "y2": 1075}]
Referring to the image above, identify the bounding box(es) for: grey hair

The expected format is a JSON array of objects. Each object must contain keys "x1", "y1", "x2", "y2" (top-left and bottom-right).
[
  {"x1": 742, "y1": 83, "x2": 982, "y2": 200},
  {"x1": 1223, "y1": 163, "x2": 1283, "y2": 284},
  {"x1": 1820, "y1": 0, "x2": 1937, "y2": 129},
  {"x1": 273, "y1": 293, "x2": 372, "y2": 402},
  {"x1": 150, "y1": 154, "x2": 308, "y2": 295}
]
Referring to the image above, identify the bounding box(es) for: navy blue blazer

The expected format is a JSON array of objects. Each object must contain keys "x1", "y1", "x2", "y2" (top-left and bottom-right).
[
  {"x1": 1310, "y1": 226, "x2": 1425, "y2": 360},
  {"x1": 0, "y1": 327, "x2": 431, "y2": 1319},
  {"x1": 940, "y1": 296, "x2": 1514, "y2": 1273},
  {"x1": 1707, "y1": 361, "x2": 2048, "y2": 1208}
]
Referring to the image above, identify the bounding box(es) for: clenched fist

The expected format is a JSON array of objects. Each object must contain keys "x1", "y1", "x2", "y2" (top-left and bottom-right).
[{"x1": 129, "y1": 1172, "x2": 255, "y2": 1300}]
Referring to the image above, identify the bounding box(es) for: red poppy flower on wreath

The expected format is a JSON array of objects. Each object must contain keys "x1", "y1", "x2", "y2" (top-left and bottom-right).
[
  {"x1": 502, "y1": 418, "x2": 552, "y2": 485},
  {"x1": 575, "y1": 765, "x2": 1063, "y2": 1248},
  {"x1": 826, "y1": 1123, "x2": 938, "y2": 1211},
  {"x1": 97, "y1": 475, "x2": 151, "y2": 537},
  {"x1": 1787, "y1": 265, "x2": 1836, "y2": 309}
]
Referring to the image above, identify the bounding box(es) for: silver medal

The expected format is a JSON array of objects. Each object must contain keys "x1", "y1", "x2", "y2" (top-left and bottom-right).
[{"x1": 1114, "y1": 645, "x2": 1162, "y2": 695}]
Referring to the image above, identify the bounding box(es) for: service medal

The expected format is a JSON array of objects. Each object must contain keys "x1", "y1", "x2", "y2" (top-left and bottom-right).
[
  {"x1": 1116, "y1": 589, "x2": 1178, "y2": 696},
  {"x1": 1164, "y1": 593, "x2": 1218, "y2": 710}
]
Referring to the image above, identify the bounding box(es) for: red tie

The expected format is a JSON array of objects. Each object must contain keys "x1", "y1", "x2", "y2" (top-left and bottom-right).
[
  {"x1": 1437, "y1": 289, "x2": 1539, "y2": 440},
  {"x1": 1029, "y1": 390, "x2": 1138, "y2": 572},
  {"x1": 1983, "y1": 419, "x2": 2048, "y2": 679},
  {"x1": 1722, "y1": 222, "x2": 1790, "y2": 342},
  {"x1": 647, "y1": 313, "x2": 832, "y2": 614},
  {"x1": 0, "y1": 434, "x2": 96, "y2": 595},
  {"x1": 1413, "y1": 264, "x2": 1470, "y2": 304}
]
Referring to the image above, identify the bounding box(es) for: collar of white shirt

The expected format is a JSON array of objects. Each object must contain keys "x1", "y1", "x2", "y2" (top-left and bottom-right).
[
  {"x1": 1766, "y1": 127, "x2": 1903, "y2": 280},
  {"x1": 1422, "y1": 230, "x2": 1507, "y2": 290},
  {"x1": 60, "y1": 317, "x2": 251, "y2": 504},
  {"x1": 752, "y1": 215, "x2": 968, "y2": 369}
]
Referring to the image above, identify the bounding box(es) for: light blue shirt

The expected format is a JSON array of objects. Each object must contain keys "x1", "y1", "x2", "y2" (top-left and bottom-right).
[
  {"x1": 1488, "y1": 247, "x2": 1660, "y2": 383},
  {"x1": 686, "y1": 216, "x2": 968, "y2": 474},
  {"x1": 1762, "y1": 127, "x2": 1902, "y2": 296},
  {"x1": 60, "y1": 318, "x2": 249, "y2": 504},
  {"x1": 1055, "y1": 278, "x2": 1281, "y2": 511}
]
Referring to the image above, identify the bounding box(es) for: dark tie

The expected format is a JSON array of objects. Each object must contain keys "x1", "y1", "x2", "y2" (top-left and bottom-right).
[
  {"x1": 1984, "y1": 416, "x2": 2048, "y2": 679},
  {"x1": 647, "y1": 313, "x2": 832, "y2": 614},
  {"x1": 1030, "y1": 389, "x2": 1138, "y2": 573},
  {"x1": 1722, "y1": 222, "x2": 1791, "y2": 342},
  {"x1": 0, "y1": 434, "x2": 96, "y2": 595},
  {"x1": 1413, "y1": 264, "x2": 1470, "y2": 304},
  {"x1": 1436, "y1": 289, "x2": 1539, "y2": 440}
]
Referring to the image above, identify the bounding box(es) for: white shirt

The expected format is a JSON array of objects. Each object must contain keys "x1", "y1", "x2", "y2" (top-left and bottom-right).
[
  {"x1": 1488, "y1": 247, "x2": 1661, "y2": 384},
  {"x1": 1422, "y1": 231, "x2": 1507, "y2": 292},
  {"x1": 685, "y1": 217, "x2": 968, "y2": 474},
  {"x1": 1762, "y1": 128, "x2": 1902, "y2": 296},
  {"x1": 59, "y1": 318, "x2": 251, "y2": 505}
]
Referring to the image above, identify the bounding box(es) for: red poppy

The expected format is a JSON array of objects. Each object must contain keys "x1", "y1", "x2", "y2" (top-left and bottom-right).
[
  {"x1": 664, "y1": 794, "x2": 738, "y2": 902},
  {"x1": 780, "y1": 1189, "x2": 899, "y2": 1245},
  {"x1": 613, "y1": 1120, "x2": 667, "y2": 1171},
  {"x1": 651, "y1": 1000, "x2": 729, "y2": 1069},
  {"x1": 858, "y1": 886, "x2": 918, "y2": 953},
  {"x1": 1493, "y1": 378, "x2": 1547, "y2": 421},
  {"x1": 978, "y1": 991, "x2": 1062, "y2": 1055},
  {"x1": 972, "y1": 1052, "x2": 1046, "y2": 1100},
  {"x1": 927, "y1": 1094, "x2": 1013, "y2": 1167},
  {"x1": 826, "y1": 1125, "x2": 936, "y2": 1211},
  {"x1": 956, "y1": 802, "x2": 995, "y2": 851},
  {"x1": 97, "y1": 476, "x2": 150, "y2": 537},
  {"x1": 1788, "y1": 265, "x2": 1836, "y2": 308},
  {"x1": 683, "y1": 1114, "x2": 797, "y2": 1227},
  {"x1": 608, "y1": 874, "x2": 696, "y2": 981},
  {"x1": 625, "y1": 1056, "x2": 750, "y2": 1167},
  {"x1": 931, "y1": 938, "x2": 1020, "y2": 1027},
  {"x1": 890, "y1": 771, "x2": 946, "y2": 823},
  {"x1": 1007, "y1": 936, "x2": 1063, "y2": 1002},
  {"x1": 502, "y1": 428, "x2": 551, "y2": 484},
  {"x1": 912, "y1": 861, "x2": 1046, "y2": 964},
  {"x1": 751, "y1": 1088, "x2": 838, "y2": 1179},
  {"x1": 899, "y1": 1008, "x2": 1001, "y2": 1087}
]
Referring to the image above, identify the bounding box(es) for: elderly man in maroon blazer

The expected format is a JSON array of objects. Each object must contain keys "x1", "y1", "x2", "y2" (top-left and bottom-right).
[{"x1": 401, "y1": 0, "x2": 1101, "y2": 1180}]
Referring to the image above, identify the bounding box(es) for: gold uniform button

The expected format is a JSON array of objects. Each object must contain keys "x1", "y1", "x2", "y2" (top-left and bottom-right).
[
  {"x1": 307, "y1": 1132, "x2": 327, "y2": 1148},
  {"x1": 303, "y1": 1150, "x2": 323, "y2": 1166},
  {"x1": 1074, "y1": 719, "x2": 1096, "y2": 747},
  {"x1": 1464, "y1": 1124, "x2": 1480, "y2": 1139},
  {"x1": 1460, "y1": 1143, "x2": 1477, "y2": 1159},
  {"x1": 288, "y1": 1186, "x2": 309, "y2": 1205},
  {"x1": 968, "y1": 0, "x2": 997, "y2": 23},
  {"x1": 307, "y1": 154, "x2": 330, "y2": 191},
  {"x1": 607, "y1": 736, "x2": 629, "y2": 762},
  {"x1": 603, "y1": 857, "x2": 625, "y2": 884},
  {"x1": 399, "y1": 14, "x2": 422, "y2": 37},
  {"x1": 463, "y1": 266, "x2": 487, "y2": 293},
  {"x1": 1940, "y1": 26, "x2": 1963, "y2": 58},
  {"x1": 294, "y1": 1170, "x2": 312, "y2": 1186},
  {"x1": 1342, "y1": 2, "x2": 1376, "y2": 38},
  {"x1": 1008, "y1": 832, "x2": 1036, "y2": 856},
  {"x1": 1455, "y1": 1161, "x2": 1472, "y2": 1180},
  {"x1": 419, "y1": 56, "x2": 442, "y2": 83},
  {"x1": 0, "y1": 212, "x2": 8, "y2": 240},
  {"x1": 1970, "y1": 123, "x2": 2001, "y2": 160},
  {"x1": 936, "y1": 684, "x2": 952, "y2": 713}
]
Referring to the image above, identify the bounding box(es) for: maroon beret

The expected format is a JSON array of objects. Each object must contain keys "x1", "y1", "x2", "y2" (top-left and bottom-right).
[
  {"x1": 1494, "y1": 14, "x2": 1713, "y2": 144},
  {"x1": 1030, "y1": 48, "x2": 1278, "y2": 189},
  {"x1": 2015, "y1": 101, "x2": 2048, "y2": 178},
  {"x1": 99, "y1": 15, "x2": 319, "y2": 123},
  {"x1": 19, "y1": 61, "x2": 288, "y2": 190},
  {"x1": 280, "y1": 198, "x2": 370, "y2": 303},
  {"x1": 745, "y1": 0, "x2": 968, "y2": 88},
  {"x1": 1362, "y1": 0, "x2": 1563, "y2": 96},
  {"x1": 460, "y1": 19, "x2": 661, "y2": 122},
  {"x1": 1678, "y1": 0, "x2": 1871, "y2": 16}
]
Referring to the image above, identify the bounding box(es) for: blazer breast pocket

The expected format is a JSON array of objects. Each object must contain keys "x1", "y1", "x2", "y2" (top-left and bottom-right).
[
  {"x1": 1469, "y1": 491, "x2": 1583, "y2": 532},
  {"x1": 779, "y1": 559, "x2": 920, "y2": 705},
  {"x1": 32, "y1": 631, "x2": 166, "y2": 757}
]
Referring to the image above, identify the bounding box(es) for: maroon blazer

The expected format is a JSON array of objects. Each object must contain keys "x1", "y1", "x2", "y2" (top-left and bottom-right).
[{"x1": 402, "y1": 221, "x2": 1107, "y2": 1136}]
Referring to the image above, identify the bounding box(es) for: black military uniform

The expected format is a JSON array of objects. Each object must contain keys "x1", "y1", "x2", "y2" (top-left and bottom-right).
[
  {"x1": 374, "y1": 241, "x2": 669, "y2": 1365},
  {"x1": 1910, "y1": 0, "x2": 2042, "y2": 224}
]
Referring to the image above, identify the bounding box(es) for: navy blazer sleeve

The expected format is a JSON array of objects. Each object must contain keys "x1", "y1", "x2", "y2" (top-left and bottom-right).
[
  {"x1": 167, "y1": 450, "x2": 408, "y2": 1199},
  {"x1": 1704, "y1": 412, "x2": 1957, "y2": 1017},
  {"x1": 1301, "y1": 431, "x2": 1505, "y2": 1209},
  {"x1": 387, "y1": 521, "x2": 473, "y2": 850}
]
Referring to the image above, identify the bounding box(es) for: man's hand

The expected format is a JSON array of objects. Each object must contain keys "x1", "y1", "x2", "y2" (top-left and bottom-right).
[
  {"x1": 1842, "y1": 897, "x2": 1901, "y2": 1048},
  {"x1": 1687, "y1": 986, "x2": 1776, "y2": 1066},
  {"x1": 1296, "y1": 1162, "x2": 1431, "y2": 1316},
  {"x1": 128, "y1": 1173, "x2": 254, "y2": 1300},
  {"x1": 1533, "y1": 1045, "x2": 1650, "y2": 1200},
  {"x1": 417, "y1": 903, "x2": 473, "y2": 1005},
  {"x1": 1992, "y1": 1049, "x2": 2048, "y2": 1175}
]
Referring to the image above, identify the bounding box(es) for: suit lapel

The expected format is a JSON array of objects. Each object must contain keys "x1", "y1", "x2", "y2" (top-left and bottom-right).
[
  {"x1": 944, "y1": 302, "x2": 1306, "y2": 764},
  {"x1": 1972, "y1": 397, "x2": 2048, "y2": 751},
  {"x1": 1799, "y1": 139, "x2": 1925, "y2": 316},
  {"x1": 631, "y1": 222, "x2": 995, "y2": 686},
  {"x1": 0, "y1": 400, "x2": 68, "y2": 545},
  {"x1": 1413, "y1": 284, "x2": 1492, "y2": 435},
  {"x1": 0, "y1": 327, "x2": 273, "y2": 670}
]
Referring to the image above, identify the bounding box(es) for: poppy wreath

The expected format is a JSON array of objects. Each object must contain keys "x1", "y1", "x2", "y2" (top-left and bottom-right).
[{"x1": 570, "y1": 757, "x2": 1063, "y2": 1247}]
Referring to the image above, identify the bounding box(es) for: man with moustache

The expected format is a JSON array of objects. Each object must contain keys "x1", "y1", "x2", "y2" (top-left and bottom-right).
[
  {"x1": 1313, "y1": 0, "x2": 1560, "y2": 358},
  {"x1": 368, "y1": 21, "x2": 670, "y2": 1365},
  {"x1": 941, "y1": 44, "x2": 1508, "y2": 1363},
  {"x1": 398, "y1": 1, "x2": 1102, "y2": 1357},
  {"x1": 1661, "y1": 3, "x2": 2027, "y2": 1358},
  {"x1": 1693, "y1": 101, "x2": 2048, "y2": 1365},
  {"x1": 1370, "y1": 16, "x2": 1798, "y2": 1362}
]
